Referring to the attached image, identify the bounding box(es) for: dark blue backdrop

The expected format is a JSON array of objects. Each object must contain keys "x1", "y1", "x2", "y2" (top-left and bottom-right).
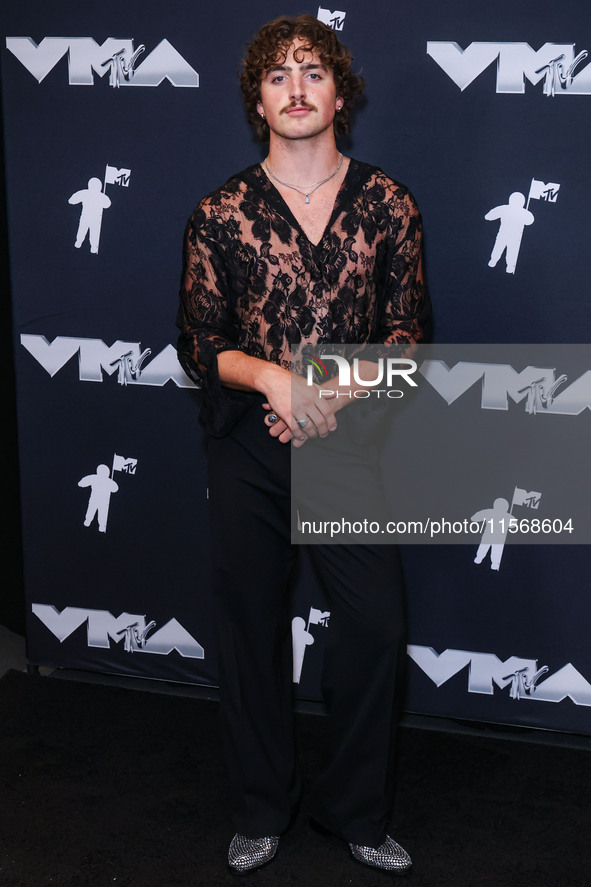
[{"x1": 2, "y1": 0, "x2": 590, "y2": 734}]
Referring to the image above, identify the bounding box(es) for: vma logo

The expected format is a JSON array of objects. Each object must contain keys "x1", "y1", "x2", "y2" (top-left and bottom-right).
[
  {"x1": 32, "y1": 604, "x2": 205, "y2": 658},
  {"x1": 408, "y1": 646, "x2": 591, "y2": 706},
  {"x1": 420, "y1": 360, "x2": 589, "y2": 416},
  {"x1": 5, "y1": 37, "x2": 199, "y2": 87},
  {"x1": 427, "y1": 42, "x2": 591, "y2": 95},
  {"x1": 21, "y1": 335, "x2": 195, "y2": 389}
]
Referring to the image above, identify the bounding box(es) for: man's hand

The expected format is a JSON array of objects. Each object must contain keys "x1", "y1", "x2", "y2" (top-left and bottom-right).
[
  {"x1": 260, "y1": 368, "x2": 338, "y2": 447},
  {"x1": 215, "y1": 350, "x2": 340, "y2": 446}
]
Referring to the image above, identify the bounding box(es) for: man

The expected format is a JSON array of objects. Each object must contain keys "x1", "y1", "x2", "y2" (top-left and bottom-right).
[{"x1": 176, "y1": 14, "x2": 430, "y2": 875}]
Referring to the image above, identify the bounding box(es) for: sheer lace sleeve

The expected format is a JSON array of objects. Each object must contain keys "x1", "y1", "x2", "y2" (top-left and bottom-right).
[
  {"x1": 375, "y1": 181, "x2": 431, "y2": 345},
  {"x1": 176, "y1": 204, "x2": 252, "y2": 436}
]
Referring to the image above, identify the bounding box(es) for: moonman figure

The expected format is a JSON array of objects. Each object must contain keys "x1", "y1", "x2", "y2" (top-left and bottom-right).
[
  {"x1": 485, "y1": 191, "x2": 534, "y2": 274},
  {"x1": 78, "y1": 464, "x2": 119, "y2": 533},
  {"x1": 176, "y1": 15, "x2": 430, "y2": 876},
  {"x1": 471, "y1": 497, "x2": 516, "y2": 571},
  {"x1": 291, "y1": 615, "x2": 315, "y2": 684},
  {"x1": 68, "y1": 177, "x2": 111, "y2": 254}
]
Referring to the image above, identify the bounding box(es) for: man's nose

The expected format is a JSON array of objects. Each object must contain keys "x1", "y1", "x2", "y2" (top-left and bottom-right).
[{"x1": 290, "y1": 76, "x2": 306, "y2": 102}]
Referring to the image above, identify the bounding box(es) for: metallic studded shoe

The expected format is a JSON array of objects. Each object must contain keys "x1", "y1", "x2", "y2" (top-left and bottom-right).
[
  {"x1": 349, "y1": 835, "x2": 412, "y2": 873},
  {"x1": 228, "y1": 834, "x2": 279, "y2": 873}
]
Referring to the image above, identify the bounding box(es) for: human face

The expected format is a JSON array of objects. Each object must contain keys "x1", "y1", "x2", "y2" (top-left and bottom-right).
[{"x1": 257, "y1": 39, "x2": 343, "y2": 143}]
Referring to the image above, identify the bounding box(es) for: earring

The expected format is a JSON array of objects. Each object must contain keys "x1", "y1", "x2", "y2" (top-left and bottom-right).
[{"x1": 260, "y1": 111, "x2": 265, "y2": 119}]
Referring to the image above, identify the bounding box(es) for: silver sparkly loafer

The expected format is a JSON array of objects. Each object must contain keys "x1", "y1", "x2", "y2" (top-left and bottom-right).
[
  {"x1": 349, "y1": 835, "x2": 412, "y2": 873},
  {"x1": 228, "y1": 834, "x2": 279, "y2": 873}
]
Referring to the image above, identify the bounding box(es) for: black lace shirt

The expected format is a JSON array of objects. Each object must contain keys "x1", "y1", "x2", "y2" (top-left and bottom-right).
[{"x1": 177, "y1": 159, "x2": 430, "y2": 434}]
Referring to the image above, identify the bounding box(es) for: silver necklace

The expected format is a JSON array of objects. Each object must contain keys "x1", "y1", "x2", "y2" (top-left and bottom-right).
[{"x1": 264, "y1": 153, "x2": 344, "y2": 204}]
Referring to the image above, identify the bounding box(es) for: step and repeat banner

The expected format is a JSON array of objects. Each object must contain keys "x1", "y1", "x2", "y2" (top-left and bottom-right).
[{"x1": 2, "y1": 0, "x2": 591, "y2": 735}]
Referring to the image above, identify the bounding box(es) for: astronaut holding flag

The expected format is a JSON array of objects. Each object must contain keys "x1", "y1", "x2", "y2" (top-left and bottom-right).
[
  {"x1": 485, "y1": 178, "x2": 560, "y2": 274},
  {"x1": 292, "y1": 606, "x2": 331, "y2": 684},
  {"x1": 68, "y1": 163, "x2": 131, "y2": 254},
  {"x1": 471, "y1": 487, "x2": 542, "y2": 570},
  {"x1": 77, "y1": 454, "x2": 137, "y2": 534}
]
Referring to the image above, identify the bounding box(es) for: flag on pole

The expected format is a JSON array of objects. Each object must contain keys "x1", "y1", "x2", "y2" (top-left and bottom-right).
[
  {"x1": 308, "y1": 607, "x2": 330, "y2": 627},
  {"x1": 112, "y1": 454, "x2": 138, "y2": 475},
  {"x1": 512, "y1": 487, "x2": 542, "y2": 509},
  {"x1": 104, "y1": 165, "x2": 131, "y2": 187},
  {"x1": 527, "y1": 179, "x2": 560, "y2": 203}
]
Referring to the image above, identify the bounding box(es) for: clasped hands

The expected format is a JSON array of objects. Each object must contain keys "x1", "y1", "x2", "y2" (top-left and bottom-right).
[{"x1": 262, "y1": 371, "x2": 339, "y2": 447}]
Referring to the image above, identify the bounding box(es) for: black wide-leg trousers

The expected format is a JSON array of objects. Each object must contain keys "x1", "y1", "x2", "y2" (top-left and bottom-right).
[{"x1": 207, "y1": 395, "x2": 406, "y2": 847}]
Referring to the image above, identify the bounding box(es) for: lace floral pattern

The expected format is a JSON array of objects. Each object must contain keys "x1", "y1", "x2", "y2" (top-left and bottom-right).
[{"x1": 176, "y1": 159, "x2": 430, "y2": 433}]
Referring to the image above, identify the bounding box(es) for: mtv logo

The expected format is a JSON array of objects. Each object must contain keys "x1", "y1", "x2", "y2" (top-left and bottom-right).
[
  {"x1": 317, "y1": 7, "x2": 346, "y2": 30},
  {"x1": 105, "y1": 165, "x2": 131, "y2": 187}
]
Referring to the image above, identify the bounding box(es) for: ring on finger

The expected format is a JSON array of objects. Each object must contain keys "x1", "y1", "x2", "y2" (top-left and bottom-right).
[
  {"x1": 296, "y1": 417, "x2": 310, "y2": 429},
  {"x1": 267, "y1": 413, "x2": 278, "y2": 425}
]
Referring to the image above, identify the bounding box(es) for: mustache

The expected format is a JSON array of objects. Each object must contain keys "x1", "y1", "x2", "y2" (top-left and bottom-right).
[{"x1": 280, "y1": 100, "x2": 318, "y2": 114}]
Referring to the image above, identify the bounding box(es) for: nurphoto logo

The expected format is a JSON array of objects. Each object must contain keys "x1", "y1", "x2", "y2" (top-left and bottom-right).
[{"x1": 305, "y1": 353, "x2": 418, "y2": 400}]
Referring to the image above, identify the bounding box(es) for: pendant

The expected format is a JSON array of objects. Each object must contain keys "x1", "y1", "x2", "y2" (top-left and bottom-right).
[{"x1": 305, "y1": 195, "x2": 310, "y2": 204}]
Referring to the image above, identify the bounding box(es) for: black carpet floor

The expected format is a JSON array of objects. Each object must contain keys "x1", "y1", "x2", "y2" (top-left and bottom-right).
[{"x1": 0, "y1": 669, "x2": 589, "y2": 887}]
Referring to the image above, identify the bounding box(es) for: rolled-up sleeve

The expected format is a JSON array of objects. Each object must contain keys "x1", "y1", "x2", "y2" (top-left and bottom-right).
[{"x1": 176, "y1": 205, "x2": 251, "y2": 435}]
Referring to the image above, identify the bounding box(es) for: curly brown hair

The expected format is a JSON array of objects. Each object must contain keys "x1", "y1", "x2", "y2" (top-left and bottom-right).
[{"x1": 240, "y1": 14, "x2": 365, "y2": 141}]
